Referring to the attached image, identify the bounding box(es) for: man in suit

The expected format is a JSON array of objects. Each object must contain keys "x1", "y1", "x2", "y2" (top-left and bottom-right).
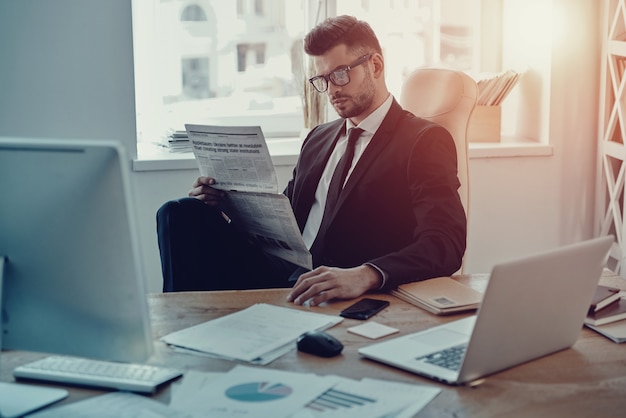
[{"x1": 157, "y1": 15, "x2": 466, "y2": 306}]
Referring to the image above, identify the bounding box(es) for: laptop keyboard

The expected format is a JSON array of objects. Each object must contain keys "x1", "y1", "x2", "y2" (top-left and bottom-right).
[{"x1": 417, "y1": 344, "x2": 468, "y2": 371}]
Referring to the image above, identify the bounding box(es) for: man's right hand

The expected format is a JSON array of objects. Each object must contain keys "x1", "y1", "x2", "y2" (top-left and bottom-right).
[{"x1": 189, "y1": 176, "x2": 225, "y2": 207}]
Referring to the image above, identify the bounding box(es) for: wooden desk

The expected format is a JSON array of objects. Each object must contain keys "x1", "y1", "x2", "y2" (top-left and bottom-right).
[{"x1": 3, "y1": 273, "x2": 626, "y2": 417}]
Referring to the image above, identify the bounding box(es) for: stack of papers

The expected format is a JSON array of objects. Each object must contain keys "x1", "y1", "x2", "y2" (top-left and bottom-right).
[
  {"x1": 153, "y1": 130, "x2": 192, "y2": 153},
  {"x1": 390, "y1": 277, "x2": 483, "y2": 315},
  {"x1": 475, "y1": 69, "x2": 521, "y2": 106},
  {"x1": 161, "y1": 304, "x2": 343, "y2": 365}
]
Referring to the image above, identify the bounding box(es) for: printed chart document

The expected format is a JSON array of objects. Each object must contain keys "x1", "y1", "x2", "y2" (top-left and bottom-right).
[
  {"x1": 171, "y1": 366, "x2": 334, "y2": 418},
  {"x1": 161, "y1": 304, "x2": 343, "y2": 365},
  {"x1": 186, "y1": 124, "x2": 311, "y2": 270},
  {"x1": 169, "y1": 367, "x2": 441, "y2": 418}
]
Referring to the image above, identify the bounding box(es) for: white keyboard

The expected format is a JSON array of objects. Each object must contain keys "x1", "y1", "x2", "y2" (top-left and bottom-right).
[{"x1": 13, "y1": 356, "x2": 183, "y2": 394}]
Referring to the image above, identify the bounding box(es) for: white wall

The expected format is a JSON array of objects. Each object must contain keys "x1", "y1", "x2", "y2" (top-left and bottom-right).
[
  {"x1": 465, "y1": 0, "x2": 601, "y2": 272},
  {"x1": 0, "y1": 1, "x2": 137, "y2": 155},
  {"x1": 0, "y1": 0, "x2": 602, "y2": 293}
]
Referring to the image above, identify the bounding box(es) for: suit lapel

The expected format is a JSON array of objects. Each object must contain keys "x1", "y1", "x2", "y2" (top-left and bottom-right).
[
  {"x1": 333, "y1": 101, "x2": 405, "y2": 210},
  {"x1": 292, "y1": 121, "x2": 344, "y2": 228},
  {"x1": 303, "y1": 124, "x2": 345, "y2": 193}
]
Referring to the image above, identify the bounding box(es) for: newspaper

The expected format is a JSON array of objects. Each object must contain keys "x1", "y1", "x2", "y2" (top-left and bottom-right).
[{"x1": 186, "y1": 124, "x2": 311, "y2": 270}]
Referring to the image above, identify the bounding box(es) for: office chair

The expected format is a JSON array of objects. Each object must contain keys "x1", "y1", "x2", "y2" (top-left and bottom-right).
[{"x1": 399, "y1": 68, "x2": 478, "y2": 272}]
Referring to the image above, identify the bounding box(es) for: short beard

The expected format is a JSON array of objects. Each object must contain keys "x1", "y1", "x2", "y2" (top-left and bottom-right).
[{"x1": 333, "y1": 71, "x2": 376, "y2": 119}]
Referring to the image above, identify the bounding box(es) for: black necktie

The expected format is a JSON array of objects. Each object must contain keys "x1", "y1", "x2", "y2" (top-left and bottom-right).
[
  {"x1": 309, "y1": 127, "x2": 363, "y2": 263},
  {"x1": 324, "y1": 127, "x2": 364, "y2": 212}
]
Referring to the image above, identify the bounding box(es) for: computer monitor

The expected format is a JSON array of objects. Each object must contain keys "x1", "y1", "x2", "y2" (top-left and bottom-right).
[{"x1": 0, "y1": 138, "x2": 153, "y2": 416}]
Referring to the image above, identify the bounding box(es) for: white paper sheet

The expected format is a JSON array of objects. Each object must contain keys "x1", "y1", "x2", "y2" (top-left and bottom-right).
[
  {"x1": 161, "y1": 304, "x2": 343, "y2": 365},
  {"x1": 27, "y1": 392, "x2": 193, "y2": 418}
]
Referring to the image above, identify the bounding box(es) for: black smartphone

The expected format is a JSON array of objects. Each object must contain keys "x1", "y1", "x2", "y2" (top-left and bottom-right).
[{"x1": 340, "y1": 298, "x2": 390, "y2": 320}]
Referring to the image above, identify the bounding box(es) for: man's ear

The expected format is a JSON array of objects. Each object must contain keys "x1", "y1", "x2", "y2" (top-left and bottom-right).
[{"x1": 371, "y1": 53, "x2": 384, "y2": 79}]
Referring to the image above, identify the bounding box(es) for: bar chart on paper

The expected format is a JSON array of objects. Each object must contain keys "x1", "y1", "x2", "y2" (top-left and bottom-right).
[{"x1": 305, "y1": 387, "x2": 376, "y2": 412}]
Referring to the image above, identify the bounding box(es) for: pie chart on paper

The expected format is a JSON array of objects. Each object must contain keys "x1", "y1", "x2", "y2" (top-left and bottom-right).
[{"x1": 225, "y1": 382, "x2": 293, "y2": 402}]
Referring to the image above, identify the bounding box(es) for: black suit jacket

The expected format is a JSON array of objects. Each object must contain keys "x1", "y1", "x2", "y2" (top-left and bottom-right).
[{"x1": 284, "y1": 99, "x2": 466, "y2": 290}]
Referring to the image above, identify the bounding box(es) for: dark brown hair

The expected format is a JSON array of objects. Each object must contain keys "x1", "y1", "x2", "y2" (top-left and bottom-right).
[{"x1": 304, "y1": 15, "x2": 382, "y2": 56}]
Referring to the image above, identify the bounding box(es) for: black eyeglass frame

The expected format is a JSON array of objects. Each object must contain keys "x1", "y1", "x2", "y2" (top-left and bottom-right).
[{"x1": 308, "y1": 54, "x2": 373, "y2": 93}]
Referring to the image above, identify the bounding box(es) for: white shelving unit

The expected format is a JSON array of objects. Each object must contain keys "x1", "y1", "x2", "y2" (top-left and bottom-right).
[{"x1": 597, "y1": 0, "x2": 626, "y2": 275}]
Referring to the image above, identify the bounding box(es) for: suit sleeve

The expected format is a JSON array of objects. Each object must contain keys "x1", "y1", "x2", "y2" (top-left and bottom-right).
[{"x1": 370, "y1": 125, "x2": 467, "y2": 290}]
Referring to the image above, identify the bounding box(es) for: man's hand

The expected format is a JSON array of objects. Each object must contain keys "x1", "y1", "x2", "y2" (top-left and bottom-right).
[
  {"x1": 189, "y1": 176, "x2": 225, "y2": 206},
  {"x1": 287, "y1": 264, "x2": 382, "y2": 306}
]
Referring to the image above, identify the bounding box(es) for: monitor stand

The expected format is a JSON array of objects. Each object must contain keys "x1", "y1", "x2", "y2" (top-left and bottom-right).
[{"x1": 0, "y1": 256, "x2": 68, "y2": 418}]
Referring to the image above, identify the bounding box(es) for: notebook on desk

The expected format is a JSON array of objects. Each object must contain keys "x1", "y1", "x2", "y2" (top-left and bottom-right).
[{"x1": 359, "y1": 236, "x2": 613, "y2": 385}]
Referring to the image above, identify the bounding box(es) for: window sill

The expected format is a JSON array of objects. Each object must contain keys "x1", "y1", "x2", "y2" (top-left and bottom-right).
[
  {"x1": 468, "y1": 139, "x2": 554, "y2": 159},
  {"x1": 132, "y1": 137, "x2": 553, "y2": 172},
  {"x1": 133, "y1": 138, "x2": 302, "y2": 172}
]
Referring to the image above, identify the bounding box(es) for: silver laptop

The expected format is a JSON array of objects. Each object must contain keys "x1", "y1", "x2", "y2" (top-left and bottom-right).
[{"x1": 359, "y1": 236, "x2": 613, "y2": 385}]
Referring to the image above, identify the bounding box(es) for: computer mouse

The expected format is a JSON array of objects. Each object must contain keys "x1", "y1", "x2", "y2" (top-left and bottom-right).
[{"x1": 296, "y1": 331, "x2": 343, "y2": 358}]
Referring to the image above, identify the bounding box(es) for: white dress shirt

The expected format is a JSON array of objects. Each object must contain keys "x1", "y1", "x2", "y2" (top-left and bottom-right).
[{"x1": 301, "y1": 94, "x2": 394, "y2": 249}]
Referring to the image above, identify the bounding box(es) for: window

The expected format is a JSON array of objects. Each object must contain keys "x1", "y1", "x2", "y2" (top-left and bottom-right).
[
  {"x1": 254, "y1": 0, "x2": 264, "y2": 16},
  {"x1": 335, "y1": 0, "x2": 480, "y2": 96},
  {"x1": 181, "y1": 4, "x2": 207, "y2": 21},
  {"x1": 133, "y1": 0, "x2": 488, "y2": 154},
  {"x1": 181, "y1": 57, "x2": 210, "y2": 99},
  {"x1": 237, "y1": 43, "x2": 267, "y2": 71}
]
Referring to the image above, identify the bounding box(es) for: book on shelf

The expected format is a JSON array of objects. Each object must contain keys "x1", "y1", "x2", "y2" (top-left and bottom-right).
[
  {"x1": 390, "y1": 276, "x2": 483, "y2": 315},
  {"x1": 474, "y1": 69, "x2": 521, "y2": 106},
  {"x1": 584, "y1": 298, "x2": 626, "y2": 326},
  {"x1": 589, "y1": 284, "x2": 622, "y2": 313},
  {"x1": 586, "y1": 319, "x2": 626, "y2": 343}
]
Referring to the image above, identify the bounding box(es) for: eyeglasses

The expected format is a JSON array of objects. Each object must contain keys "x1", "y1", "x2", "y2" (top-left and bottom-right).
[{"x1": 308, "y1": 54, "x2": 372, "y2": 93}]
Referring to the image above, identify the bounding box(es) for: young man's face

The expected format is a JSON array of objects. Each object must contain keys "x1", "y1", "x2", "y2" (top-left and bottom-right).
[{"x1": 313, "y1": 44, "x2": 376, "y2": 124}]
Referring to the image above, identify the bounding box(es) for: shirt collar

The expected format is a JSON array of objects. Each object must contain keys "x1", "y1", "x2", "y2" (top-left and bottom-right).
[{"x1": 346, "y1": 93, "x2": 393, "y2": 135}]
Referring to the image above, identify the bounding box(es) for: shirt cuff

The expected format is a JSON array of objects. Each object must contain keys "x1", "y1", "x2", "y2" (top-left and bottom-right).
[{"x1": 364, "y1": 262, "x2": 387, "y2": 290}]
